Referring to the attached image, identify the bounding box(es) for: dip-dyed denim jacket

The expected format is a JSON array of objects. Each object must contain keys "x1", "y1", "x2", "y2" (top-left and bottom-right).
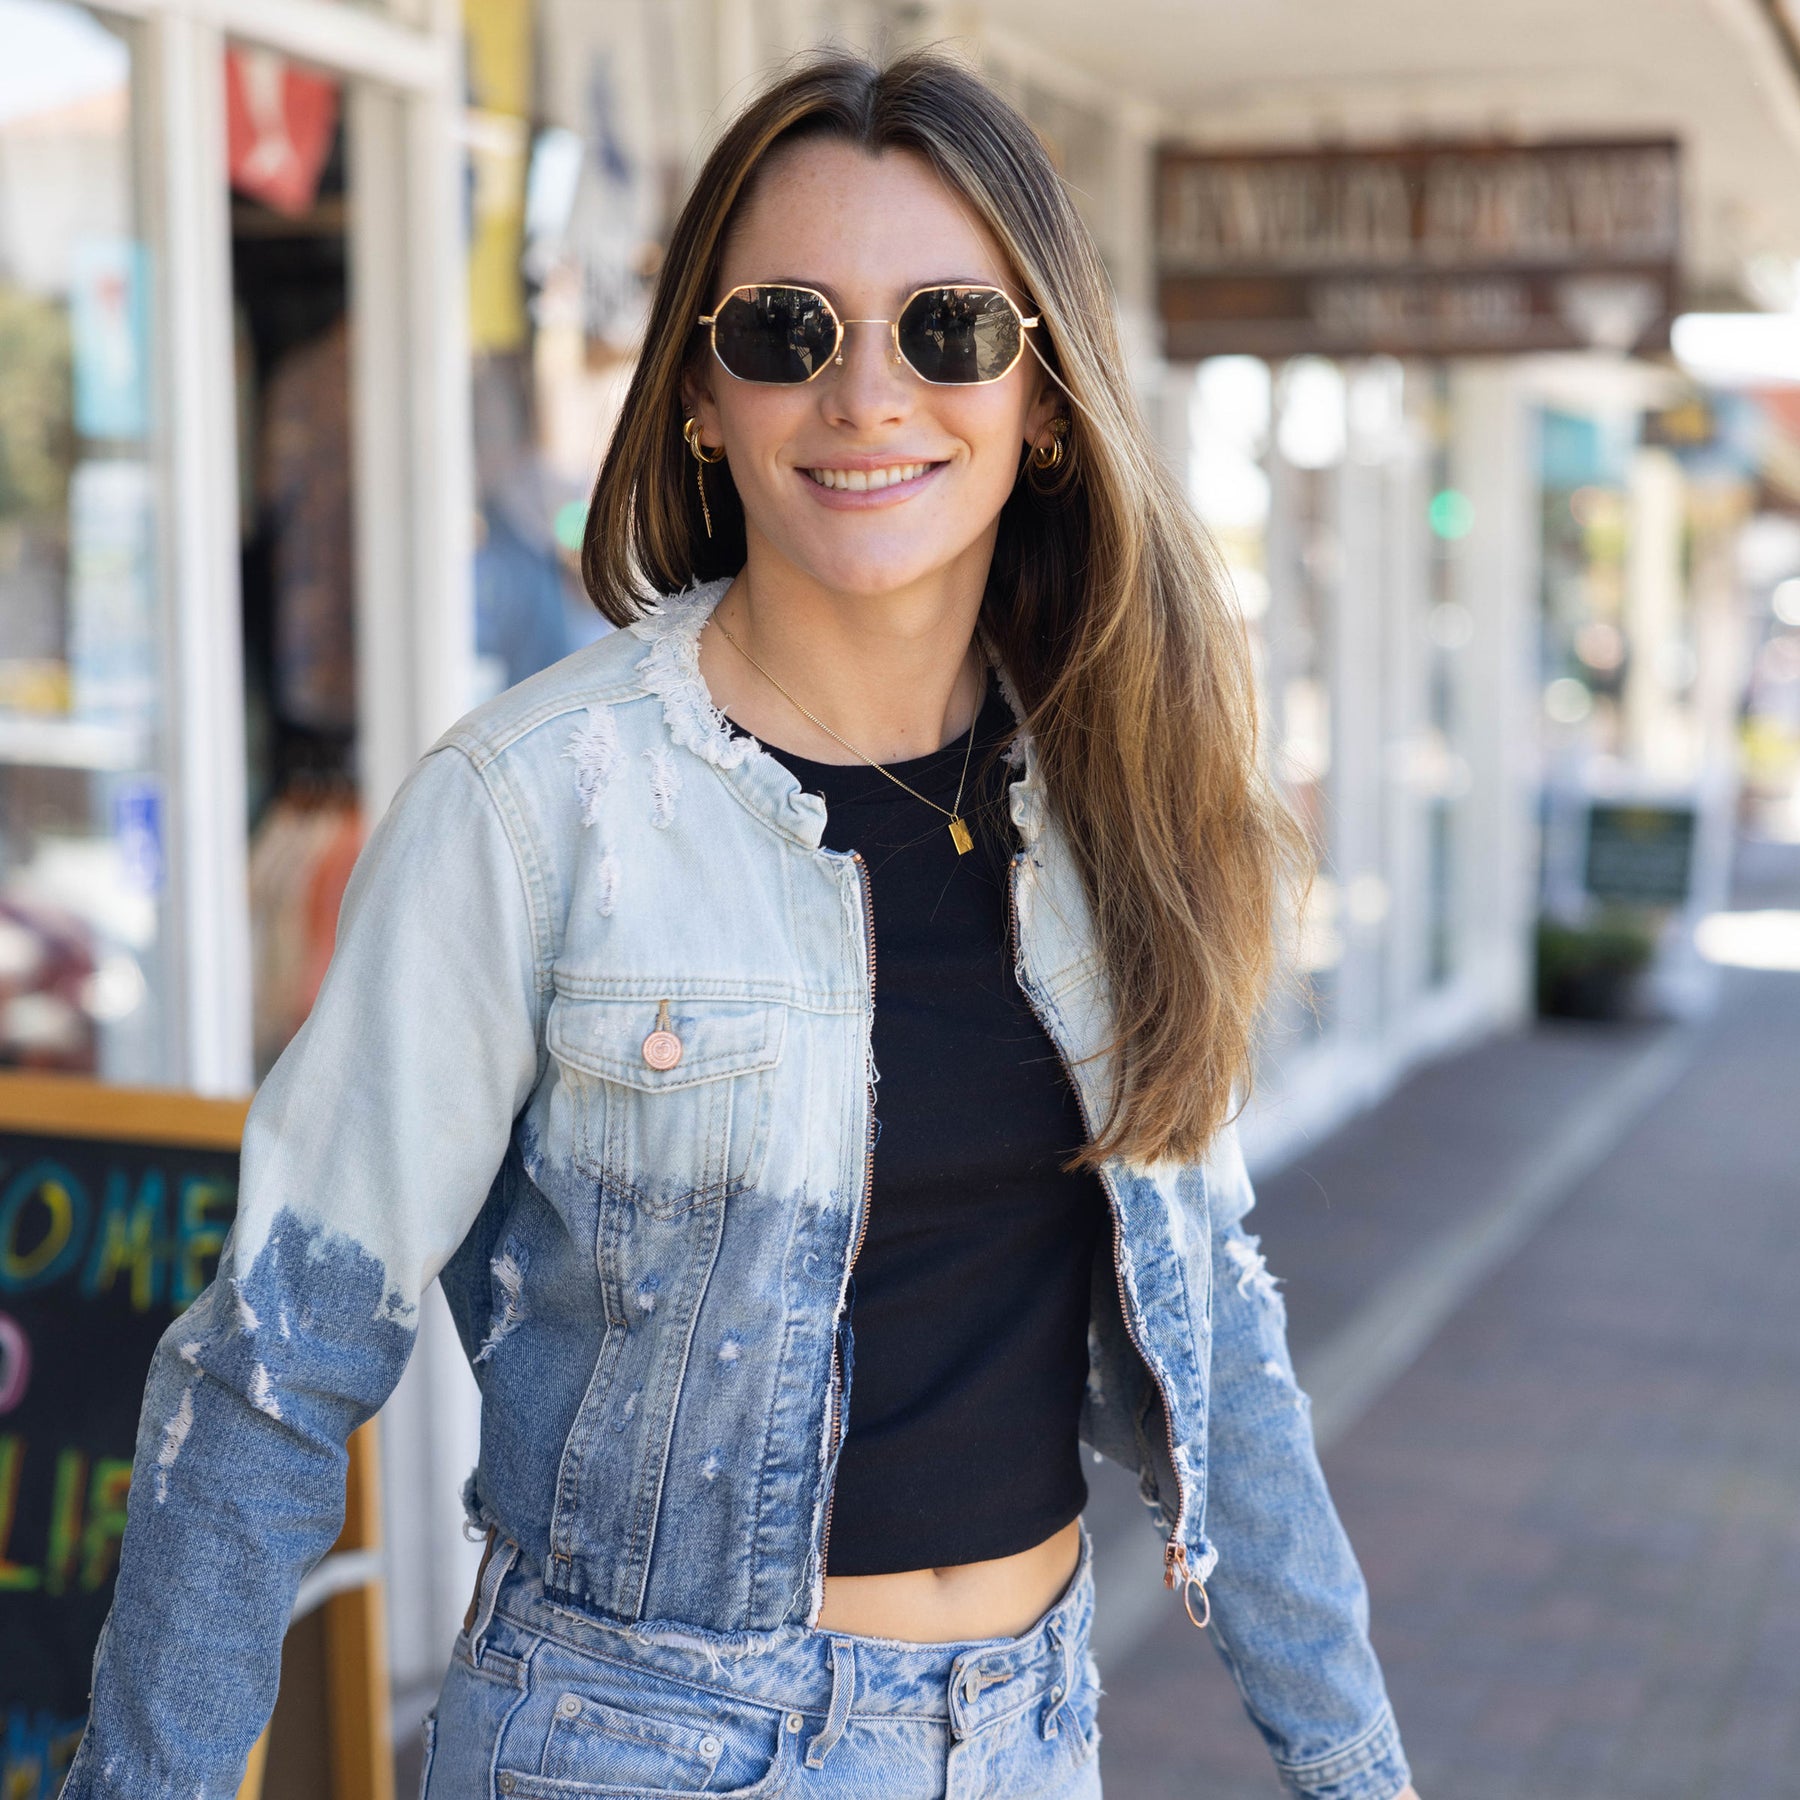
[{"x1": 66, "y1": 578, "x2": 1410, "y2": 1800}]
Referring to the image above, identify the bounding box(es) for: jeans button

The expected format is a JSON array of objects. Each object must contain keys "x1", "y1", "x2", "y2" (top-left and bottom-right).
[
  {"x1": 556, "y1": 1694, "x2": 580, "y2": 1718},
  {"x1": 700, "y1": 1734, "x2": 722, "y2": 1758}
]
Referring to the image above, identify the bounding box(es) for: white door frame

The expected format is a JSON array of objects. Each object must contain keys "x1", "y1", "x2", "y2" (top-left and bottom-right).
[
  {"x1": 105, "y1": 0, "x2": 477, "y2": 1711},
  {"x1": 111, "y1": 0, "x2": 470, "y2": 1095}
]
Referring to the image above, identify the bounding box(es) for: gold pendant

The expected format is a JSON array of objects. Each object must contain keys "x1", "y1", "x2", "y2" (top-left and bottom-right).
[{"x1": 948, "y1": 816, "x2": 973, "y2": 855}]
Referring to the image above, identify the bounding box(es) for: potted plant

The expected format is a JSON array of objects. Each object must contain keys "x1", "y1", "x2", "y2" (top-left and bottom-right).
[{"x1": 1534, "y1": 908, "x2": 1659, "y2": 1022}]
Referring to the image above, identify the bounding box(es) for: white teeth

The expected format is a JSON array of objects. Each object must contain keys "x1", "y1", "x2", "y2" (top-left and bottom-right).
[{"x1": 805, "y1": 462, "x2": 931, "y2": 491}]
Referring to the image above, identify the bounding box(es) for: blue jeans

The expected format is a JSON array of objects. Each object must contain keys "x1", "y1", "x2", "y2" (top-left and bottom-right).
[{"x1": 422, "y1": 1520, "x2": 1104, "y2": 1800}]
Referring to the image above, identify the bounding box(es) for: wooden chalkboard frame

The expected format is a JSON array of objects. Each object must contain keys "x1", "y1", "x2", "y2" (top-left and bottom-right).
[{"x1": 0, "y1": 1074, "x2": 392, "y2": 1800}]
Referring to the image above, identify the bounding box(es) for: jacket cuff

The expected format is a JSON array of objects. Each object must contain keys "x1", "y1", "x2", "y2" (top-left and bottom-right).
[{"x1": 1275, "y1": 1704, "x2": 1411, "y2": 1800}]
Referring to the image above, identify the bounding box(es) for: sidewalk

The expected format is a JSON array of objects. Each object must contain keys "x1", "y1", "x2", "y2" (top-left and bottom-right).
[{"x1": 1087, "y1": 874, "x2": 1800, "y2": 1797}]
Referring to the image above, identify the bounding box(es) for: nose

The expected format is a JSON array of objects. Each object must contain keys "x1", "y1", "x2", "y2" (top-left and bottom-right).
[{"x1": 821, "y1": 319, "x2": 910, "y2": 431}]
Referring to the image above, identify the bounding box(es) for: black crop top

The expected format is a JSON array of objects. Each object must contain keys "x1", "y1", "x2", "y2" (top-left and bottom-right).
[{"x1": 724, "y1": 673, "x2": 1108, "y2": 1575}]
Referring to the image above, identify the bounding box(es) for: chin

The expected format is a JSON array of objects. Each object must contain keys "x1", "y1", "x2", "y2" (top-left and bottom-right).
[{"x1": 787, "y1": 527, "x2": 986, "y2": 601}]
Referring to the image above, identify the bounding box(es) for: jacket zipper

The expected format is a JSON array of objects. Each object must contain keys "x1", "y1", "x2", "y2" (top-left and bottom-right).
[
  {"x1": 818, "y1": 847, "x2": 878, "y2": 1585},
  {"x1": 1005, "y1": 849, "x2": 1209, "y2": 1628}
]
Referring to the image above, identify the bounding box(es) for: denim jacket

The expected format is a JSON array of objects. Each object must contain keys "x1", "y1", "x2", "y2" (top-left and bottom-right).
[{"x1": 66, "y1": 577, "x2": 1410, "y2": 1800}]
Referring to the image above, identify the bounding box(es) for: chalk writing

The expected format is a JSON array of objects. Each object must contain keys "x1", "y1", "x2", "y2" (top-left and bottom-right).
[{"x1": 0, "y1": 1117, "x2": 239, "y2": 1770}]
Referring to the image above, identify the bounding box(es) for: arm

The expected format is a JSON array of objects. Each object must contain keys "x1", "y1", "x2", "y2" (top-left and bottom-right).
[
  {"x1": 63, "y1": 743, "x2": 547, "y2": 1799},
  {"x1": 1198, "y1": 1130, "x2": 1414, "y2": 1800}
]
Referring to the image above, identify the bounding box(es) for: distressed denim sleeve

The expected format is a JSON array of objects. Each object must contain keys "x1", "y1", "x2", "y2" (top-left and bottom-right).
[
  {"x1": 1199, "y1": 1134, "x2": 1413, "y2": 1800},
  {"x1": 62, "y1": 743, "x2": 547, "y2": 1800}
]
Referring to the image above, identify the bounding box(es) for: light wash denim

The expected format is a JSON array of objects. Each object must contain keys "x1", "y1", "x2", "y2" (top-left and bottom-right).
[
  {"x1": 423, "y1": 1519, "x2": 1103, "y2": 1800},
  {"x1": 65, "y1": 576, "x2": 1410, "y2": 1800}
]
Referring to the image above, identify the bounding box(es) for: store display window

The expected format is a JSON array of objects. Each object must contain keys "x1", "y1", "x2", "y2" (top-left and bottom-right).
[
  {"x1": 1538, "y1": 407, "x2": 1634, "y2": 771},
  {"x1": 1191, "y1": 353, "x2": 1349, "y2": 1040},
  {"x1": 0, "y1": 1, "x2": 171, "y2": 1082},
  {"x1": 223, "y1": 51, "x2": 365, "y2": 1083},
  {"x1": 1740, "y1": 512, "x2": 1800, "y2": 835}
]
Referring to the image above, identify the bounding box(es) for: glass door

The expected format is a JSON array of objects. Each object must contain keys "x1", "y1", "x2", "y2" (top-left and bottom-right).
[{"x1": 0, "y1": 1, "x2": 176, "y2": 1085}]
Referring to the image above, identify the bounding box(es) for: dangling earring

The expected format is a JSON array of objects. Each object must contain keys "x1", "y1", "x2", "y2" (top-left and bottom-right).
[
  {"x1": 1028, "y1": 416, "x2": 1069, "y2": 489},
  {"x1": 683, "y1": 416, "x2": 726, "y2": 537}
]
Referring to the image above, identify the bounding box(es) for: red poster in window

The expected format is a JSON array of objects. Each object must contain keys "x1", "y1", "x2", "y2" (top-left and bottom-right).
[{"x1": 225, "y1": 48, "x2": 339, "y2": 217}]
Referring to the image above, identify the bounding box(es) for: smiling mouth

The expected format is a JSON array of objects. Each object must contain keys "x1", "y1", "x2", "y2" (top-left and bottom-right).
[{"x1": 802, "y1": 461, "x2": 941, "y2": 492}]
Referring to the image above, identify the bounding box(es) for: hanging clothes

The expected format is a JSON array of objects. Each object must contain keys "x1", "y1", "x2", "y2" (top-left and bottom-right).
[
  {"x1": 247, "y1": 784, "x2": 362, "y2": 1078},
  {"x1": 257, "y1": 315, "x2": 356, "y2": 733}
]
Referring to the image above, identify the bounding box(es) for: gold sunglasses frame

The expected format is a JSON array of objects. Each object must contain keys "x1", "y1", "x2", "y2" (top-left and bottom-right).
[{"x1": 696, "y1": 282, "x2": 1042, "y2": 386}]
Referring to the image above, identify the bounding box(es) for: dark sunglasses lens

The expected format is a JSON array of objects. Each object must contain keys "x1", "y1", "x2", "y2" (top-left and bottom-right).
[
  {"x1": 897, "y1": 287, "x2": 1022, "y2": 383},
  {"x1": 712, "y1": 287, "x2": 837, "y2": 382}
]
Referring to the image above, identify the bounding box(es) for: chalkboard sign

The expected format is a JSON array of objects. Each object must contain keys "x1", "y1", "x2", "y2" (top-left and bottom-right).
[
  {"x1": 1583, "y1": 802, "x2": 1697, "y2": 909},
  {"x1": 0, "y1": 1075, "x2": 391, "y2": 1800}
]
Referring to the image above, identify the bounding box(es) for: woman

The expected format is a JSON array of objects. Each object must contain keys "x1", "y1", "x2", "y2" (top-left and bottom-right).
[{"x1": 67, "y1": 50, "x2": 1419, "y2": 1800}]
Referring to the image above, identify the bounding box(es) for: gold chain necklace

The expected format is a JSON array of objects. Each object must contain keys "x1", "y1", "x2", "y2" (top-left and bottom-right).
[{"x1": 711, "y1": 611, "x2": 980, "y2": 855}]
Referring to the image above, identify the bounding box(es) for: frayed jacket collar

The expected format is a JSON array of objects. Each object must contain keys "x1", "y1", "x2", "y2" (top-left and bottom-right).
[{"x1": 626, "y1": 576, "x2": 1047, "y2": 851}]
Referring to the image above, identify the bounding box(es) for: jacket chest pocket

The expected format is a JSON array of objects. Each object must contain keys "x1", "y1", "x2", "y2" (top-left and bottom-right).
[{"x1": 546, "y1": 992, "x2": 787, "y2": 1218}]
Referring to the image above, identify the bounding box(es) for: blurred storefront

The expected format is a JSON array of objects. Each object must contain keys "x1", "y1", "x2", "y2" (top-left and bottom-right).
[
  {"x1": 8, "y1": 0, "x2": 1800, "y2": 1783},
  {"x1": 0, "y1": 0, "x2": 470, "y2": 1095},
  {"x1": 0, "y1": 0, "x2": 473, "y2": 1786},
  {"x1": 941, "y1": 0, "x2": 1800, "y2": 1143}
]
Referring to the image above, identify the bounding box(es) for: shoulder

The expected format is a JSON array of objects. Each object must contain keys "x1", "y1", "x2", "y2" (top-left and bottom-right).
[{"x1": 432, "y1": 578, "x2": 730, "y2": 774}]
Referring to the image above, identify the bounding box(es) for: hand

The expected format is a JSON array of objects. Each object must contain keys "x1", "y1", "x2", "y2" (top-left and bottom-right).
[{"x1": 1394, "y1": 1788, "x2": 1422, "y2": 1799}]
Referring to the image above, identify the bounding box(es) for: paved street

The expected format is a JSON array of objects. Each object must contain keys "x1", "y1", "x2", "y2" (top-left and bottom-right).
[{"x1": 1087, "y1": 857, "x2": 1800, "y2": 1797}]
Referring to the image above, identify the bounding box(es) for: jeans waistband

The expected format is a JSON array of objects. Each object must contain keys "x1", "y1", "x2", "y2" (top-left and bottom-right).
[{"x1": 481, "y1": 1516, "x2": 1095, "y2": 1742}]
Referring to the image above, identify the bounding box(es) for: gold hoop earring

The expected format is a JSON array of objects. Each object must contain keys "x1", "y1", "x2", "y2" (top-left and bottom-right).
[
  {"x1": 683, "y1": 416, "x2": 725, "y2": 537},
  {"x1": 1027, "y1": 418, "x2": 1070, "y2": 490}
]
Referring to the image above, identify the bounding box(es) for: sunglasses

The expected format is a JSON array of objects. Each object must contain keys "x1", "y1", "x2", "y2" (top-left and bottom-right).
[{"x1": 696, "y1": 283, "x2": 1041, "y2": 386}]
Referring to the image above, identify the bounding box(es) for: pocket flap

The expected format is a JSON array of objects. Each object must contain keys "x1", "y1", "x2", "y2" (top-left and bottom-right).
[{"x1": 547, "y1": 993, "x2": 786, "y2": 1093}]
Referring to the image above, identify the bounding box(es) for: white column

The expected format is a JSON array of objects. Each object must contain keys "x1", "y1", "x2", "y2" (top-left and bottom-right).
[
  {"x1": 1624, "y1": 446, "x2": 1687, "y2": 779},
  {"x1": 1450, "y1": 361, "x2": 1538, "y2": 1030},
  {"x1": 146, "y1": 10, "x2": 254, "y2": 1096},
  {"x1": 347, "y1": 79, "x2": 476, "y2": 817},
  {"x1": 1109, "y1": 99, "x2": 1162, "y2": 385},
  {"x1": 346, "y1": 64, "x2": 482, "y2": 1696},
  {"x1": 1379, "y1": 386, "x2": 1432, "y2": 1042},
  {"x1": 1333, "y1": 384, "x2": 1389, "y2": 1089}
]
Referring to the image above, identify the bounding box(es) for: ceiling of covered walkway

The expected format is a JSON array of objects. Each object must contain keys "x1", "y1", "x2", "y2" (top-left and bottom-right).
[{"x1": 970, "y1": 0, "x2": 1800, "y2": 305}]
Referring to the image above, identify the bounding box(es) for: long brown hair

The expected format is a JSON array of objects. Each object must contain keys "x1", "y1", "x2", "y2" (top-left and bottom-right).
[{"x1": 582, "y1": 48, "x2": 1310, "y2": 1172}]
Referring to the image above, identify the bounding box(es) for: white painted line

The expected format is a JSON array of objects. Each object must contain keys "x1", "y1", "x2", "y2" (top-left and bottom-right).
[{"x1": 1301, "y1": 1028, "x2": 1692, "y2": 1451}]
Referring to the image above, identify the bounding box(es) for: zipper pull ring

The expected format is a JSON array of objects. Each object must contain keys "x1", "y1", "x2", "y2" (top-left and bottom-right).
[
  {"x1": 1181, "y1": 1573, "x2": 1210, "y2": 1630},
  {"x1": 1166, "y1": 1540, "x2": 1211, "y2": 1630}
]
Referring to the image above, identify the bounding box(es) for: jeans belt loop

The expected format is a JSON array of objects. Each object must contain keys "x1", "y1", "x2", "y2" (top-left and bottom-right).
[
  {"x1": 1043, "y1": 1614, "x2": 1075, "y2": 1740},
  {"x1": 804, "y1": 1638, "x2": 856, "y2": 1770},
  {"x1": 463, "y1": 1527, "x2": 520, "y2": 1666}
]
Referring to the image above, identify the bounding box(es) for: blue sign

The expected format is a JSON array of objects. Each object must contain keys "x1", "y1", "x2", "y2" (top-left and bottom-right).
[
  {"x1": 112, "y1": 779, "x2": 164, "y2": 897},
  {"x1": 70, "y1": 238, "x2": 149, "y2": 443}
]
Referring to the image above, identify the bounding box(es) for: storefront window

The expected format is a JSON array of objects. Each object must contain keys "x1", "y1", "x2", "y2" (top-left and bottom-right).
[
  {"x1": 1538, "y1": 407, "x2": 1632, "y2": 772},
  {"x1": 0, "y1": 1, "x2": 171, "y2": 1081},
  {"x1": 223, "y1": 47, "x2": 361, "y2": 1082},
  {"x1": 1193, "y1": 354, "x2": 1345, "y2": 1035},
  {"x1": 1738, "y1": 511, "x2": 1800, "y2": 835},
  {"x1": 1270, "y1": 356, "x2": 1346, "y2": 1024}
]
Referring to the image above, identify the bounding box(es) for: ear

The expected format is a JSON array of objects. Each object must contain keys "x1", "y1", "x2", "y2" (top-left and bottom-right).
[
  {"x1": 1022, "y1": 363, "x2": 1064, "y2": 455},
  {"x1": 680, "y1": 362, "x2": 724, "y2": 448}
]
